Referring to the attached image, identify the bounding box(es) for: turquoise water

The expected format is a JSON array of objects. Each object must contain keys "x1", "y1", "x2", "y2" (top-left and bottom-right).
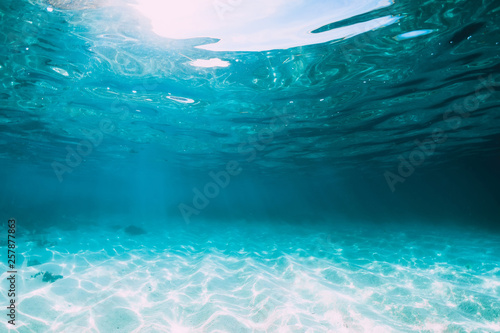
[{"x1": 1, "y1": 0, "x2": 500, "y2": 331}]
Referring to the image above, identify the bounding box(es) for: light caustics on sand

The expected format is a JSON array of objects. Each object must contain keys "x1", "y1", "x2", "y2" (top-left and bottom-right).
[
  {"x1": 131, "y1": 0, "x2": 400, "y2": 51},
  {"x1": 5, "y1": 223, "x2": 500, "y2": 332}
]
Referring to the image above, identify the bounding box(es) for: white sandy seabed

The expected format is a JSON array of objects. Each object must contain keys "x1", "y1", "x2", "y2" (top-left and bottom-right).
[{"x1": 1, "y1": 219, "x2": 499, "y2": 333}]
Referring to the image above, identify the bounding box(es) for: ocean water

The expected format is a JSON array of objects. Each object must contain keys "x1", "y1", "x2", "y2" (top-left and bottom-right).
[{"x1": 1, "y1": 0, "x2": 500, "y2": 332}]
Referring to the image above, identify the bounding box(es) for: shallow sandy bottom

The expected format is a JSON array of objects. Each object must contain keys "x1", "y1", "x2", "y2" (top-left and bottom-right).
[{"x1": 2, "y1": 220, "x2": 500, "y2": 332}]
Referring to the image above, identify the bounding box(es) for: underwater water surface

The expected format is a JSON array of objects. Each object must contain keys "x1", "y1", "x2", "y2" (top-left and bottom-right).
[{"x1": 1, "y1": 0, "x2": 499, "y2": 332}]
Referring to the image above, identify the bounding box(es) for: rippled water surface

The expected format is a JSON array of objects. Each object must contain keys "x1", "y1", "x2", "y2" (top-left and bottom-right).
[
  {"x1": 1, "y1": 0, "x2": 499, "y2": 332},
  {"x1": 2, "y1": 0, "x2": 498, "y2": 172}
]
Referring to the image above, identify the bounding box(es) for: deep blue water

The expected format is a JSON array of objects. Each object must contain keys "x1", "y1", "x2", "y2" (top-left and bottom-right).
[{"x1": 1, "y1": 0, "x2": 499, "y2": 331}]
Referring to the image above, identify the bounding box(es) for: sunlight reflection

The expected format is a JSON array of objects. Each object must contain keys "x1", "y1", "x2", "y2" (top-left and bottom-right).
[{"x1": 131, "y1": 0, "x2": 398, "y2": 51}]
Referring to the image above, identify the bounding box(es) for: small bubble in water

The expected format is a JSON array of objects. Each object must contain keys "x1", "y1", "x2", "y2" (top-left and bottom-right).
[{"x1": 47, "y1": 7, "x2": 53, "y2": 12}]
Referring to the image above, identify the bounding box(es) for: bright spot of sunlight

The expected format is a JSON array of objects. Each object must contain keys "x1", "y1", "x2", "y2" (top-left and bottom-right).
[
  {"x1": 190, "y1": 58, "x2": 230, "y2": 68},
  {"x1": 131, "y1": 0, "x2": 398, "y2": 51}
]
